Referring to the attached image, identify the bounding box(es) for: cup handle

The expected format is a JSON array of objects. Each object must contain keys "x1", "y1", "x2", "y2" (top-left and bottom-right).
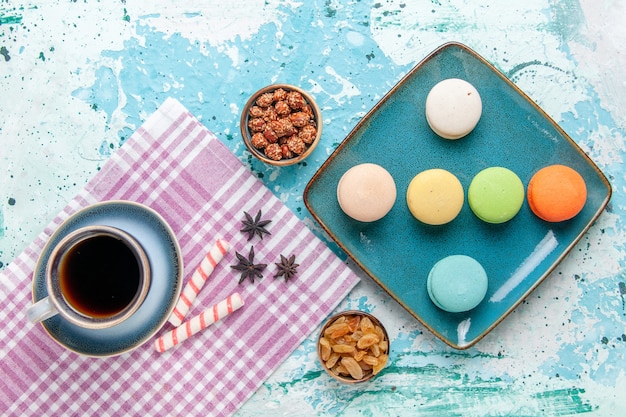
[{"x1": 26, "y1": 297, "x2": 59, "y2": 323}]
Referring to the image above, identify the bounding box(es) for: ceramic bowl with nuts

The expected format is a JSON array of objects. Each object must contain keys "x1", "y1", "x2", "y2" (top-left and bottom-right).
[
  {"x1": 240, "y1": 84, "x2": 322, "y2": 166},
  {"x1": 317, "y1": 310, "x2": 390, "y2": 383}
]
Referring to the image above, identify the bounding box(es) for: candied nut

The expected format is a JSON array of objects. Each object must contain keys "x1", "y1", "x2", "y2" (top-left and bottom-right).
[
  {"x1": 270, "y1": 118, "x2": 293, "y2": 138},
  {"x1": 275, "y1": 100, "x2": 291, "y2": 116},
  {"x1": 278, "y1": 118, "x2": 296, "y2": 137},
  {"x1": 264, "y1": 143, "x2": 283, "y2": 161},
  {"x1": 341, "y1": 357, "x2": 364, "y2": 380},
  {"x1": 298, "y1": 125, "x2": 317, "y2": 145},
  {"x1": 287, "y1": 91, "x2": 306, "y2": 109},
  {"x1": 289, "y1": 111, "x2": 310, "y2": 127},
  {"x1": 246, "y1": 86, "x2": 318, "y2": 162},
  {"x1": 248, "y1": 117, "x2": 266, "y2": 133},
  {"x1": 249, "y1": 106, "x2": 265, "y2": 118},
  {"x1": 251, "y1": 132, "x2": 269, "y2": 149},
  {"x1": 273, "y1": 87, "x2": 287, "y2": 102},
  {"x1": 263, "y1": 127, "x2": 279, "y2": 144},
  {"x1": 256, "y1": 92, "x2": 274, "y2": 107},
  {"x1": 262, "y1": 106, "x2": 278, "y2": 122},
  {"x1": 268, "y1": 120, "x2": 286, "y2": 137},
  {"x1": 287, "y1": 135, "x2": 306, "y2": 155},
  {"x1": 281, "y1": 144, "x2": 293, "y2": 159}
]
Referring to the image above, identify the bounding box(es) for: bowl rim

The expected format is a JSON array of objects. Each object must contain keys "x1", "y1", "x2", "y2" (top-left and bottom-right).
[
  {"x1": 240, "y1": 83, "x2": 322, "y2": 166},
  {"x1": 317, "y1": 309, "x2": 389, "y2": 384}
]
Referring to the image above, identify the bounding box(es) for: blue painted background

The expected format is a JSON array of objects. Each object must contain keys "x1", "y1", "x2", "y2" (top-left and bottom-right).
[{"x1": 1, "y1": 1, "x2": 625, "y2": 415}]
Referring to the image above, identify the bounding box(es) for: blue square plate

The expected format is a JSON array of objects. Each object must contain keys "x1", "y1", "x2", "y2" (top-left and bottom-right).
[{"x1": 303, "y1": 42, "x2": 611, "y2": 349}]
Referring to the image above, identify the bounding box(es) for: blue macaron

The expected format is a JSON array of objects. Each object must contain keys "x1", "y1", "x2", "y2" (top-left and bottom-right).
[{"x1": 427, "y1": 255, "x2": 488, "y2": 313}]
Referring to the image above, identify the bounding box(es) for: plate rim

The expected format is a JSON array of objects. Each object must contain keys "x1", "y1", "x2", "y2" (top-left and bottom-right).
[
  {"x1": 31, "y1": 199, "x2": 184, "y2": 357},
  {"x1": 303, "y1": 41, "x2": 612, "y2": 349}
]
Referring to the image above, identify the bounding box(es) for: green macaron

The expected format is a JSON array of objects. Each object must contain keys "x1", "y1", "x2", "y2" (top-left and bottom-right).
[
  {"x1": 427, "y1": 255, "x2": 488, "y2": 313},
  {"x1": 468, "y1": 167, "x2": 524, "y2": 224}
]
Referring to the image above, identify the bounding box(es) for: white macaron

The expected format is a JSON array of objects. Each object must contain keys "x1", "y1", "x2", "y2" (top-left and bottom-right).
[{"x1": 425, "y1": 78, "x2": 482, "y2": 140}]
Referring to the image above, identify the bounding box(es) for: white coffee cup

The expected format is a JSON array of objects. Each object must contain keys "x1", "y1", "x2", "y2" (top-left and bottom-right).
[{"x1": 27, "y1": 225, "x2": 151, "y2": 329}]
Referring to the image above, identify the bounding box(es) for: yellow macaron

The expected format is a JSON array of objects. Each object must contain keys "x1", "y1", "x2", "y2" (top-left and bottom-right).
[{"x1": 406, "y1": 169, "x2": 464, "y2": 225}]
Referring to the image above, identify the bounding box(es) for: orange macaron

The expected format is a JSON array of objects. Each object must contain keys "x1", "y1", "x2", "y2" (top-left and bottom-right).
[{"x1": 527, "y1": 165, "x2": 587, "y2": 222}]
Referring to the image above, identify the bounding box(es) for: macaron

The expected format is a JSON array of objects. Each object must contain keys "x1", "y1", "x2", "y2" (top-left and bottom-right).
[
  {"x1": 425, "y1": 78, "x2": 482, "y2": 140},
  {"x1": 468, "y1": 167, "x2": 524, "y2": 224},
  {"x1": 527, "y1": 164, "x2": 587, "y2": 222},
  {"x1": 406, "y1": 169, "x2": 464, "y2": 225},
  {"x1": 427, "y1": 255, "x2": 488, "y2": 313},
  {"x1": 337, "y1": 163, "x2": 397, "y2": 222}
]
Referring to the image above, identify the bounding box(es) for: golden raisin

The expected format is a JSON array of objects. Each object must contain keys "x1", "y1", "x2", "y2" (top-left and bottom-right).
[
  {"x1": 325, "y1": 352, "x2": 340, "y2": 369},
  {"x1": 332, "y1": 344, "x2": 355, "y2": 354},
  {"x1": 319, "y1": 313, "x2": 389, "y2": 381},
  {"x1": 360, "y1": 317, "x2": 375, "y2": 334},
  {"x1": 320, "y1": 338, "x2": 331, "y2": 361},
  {"x1": 324, "y1": 322, "x2": 350, "y2": 338},
  {"x1": 373, "y1": 354, "x2": 388, "y2": 375},
  {"x1": 357, "y1": 333, "x2": 380, "y2": 349},
  {"x1": 341, "y1": 357, "x2": 364, "y2": 380}
]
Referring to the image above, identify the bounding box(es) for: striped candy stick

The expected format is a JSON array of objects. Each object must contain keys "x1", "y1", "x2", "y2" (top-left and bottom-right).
[
  {"x1": 168, "y1": 238, "x2": 231, "y2": 327},
  {"x1": 155, "y1": 292, "x2": 244, "y2": 352}
]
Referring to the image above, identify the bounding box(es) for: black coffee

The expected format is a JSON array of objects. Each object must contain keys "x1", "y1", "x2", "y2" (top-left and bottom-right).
[{"x1": 59, "y1": 235, "x2": 141, "y2": 318}]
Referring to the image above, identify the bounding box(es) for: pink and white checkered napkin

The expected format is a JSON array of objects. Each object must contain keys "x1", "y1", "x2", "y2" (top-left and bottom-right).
[{"x1": 0, "y1": 98, "x2": 359, "y2": 417}]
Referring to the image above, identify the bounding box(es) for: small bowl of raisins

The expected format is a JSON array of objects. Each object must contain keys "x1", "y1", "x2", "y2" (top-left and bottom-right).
[
  {"x1": 240, "y1": 84, "x2": 322, "y2": 166},
  {"x1": 317, "y1": 310, "x2": 390, "y2": 383}
]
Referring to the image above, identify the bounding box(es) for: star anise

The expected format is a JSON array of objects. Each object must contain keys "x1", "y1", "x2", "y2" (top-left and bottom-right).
[
  {"x1": 274, "y1": 254, "x2": 299, "y2": 282},
  {"x1": 240, "y1": 210, "x2": 272, "y2": 241},
  {"x1": 231, "y1": 246, "x2": 267, "y2": 284}
]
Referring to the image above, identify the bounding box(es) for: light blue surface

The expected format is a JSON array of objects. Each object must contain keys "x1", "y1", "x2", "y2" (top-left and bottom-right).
[
  {"x1": 33, "y1": 201, "x2": 182, "y2": 357},
  {"x1": 2, "y1": 1, "x2": 626, "y2": 415}
]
